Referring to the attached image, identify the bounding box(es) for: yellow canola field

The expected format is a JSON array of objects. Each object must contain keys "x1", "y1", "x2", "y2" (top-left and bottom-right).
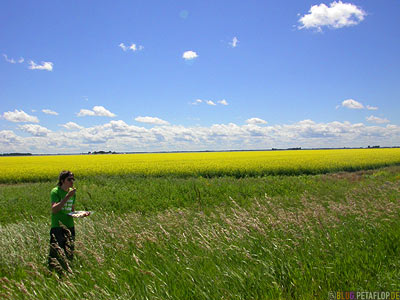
[{"x1": 1, "y1": 148, "x2": 400, "y2": 183}]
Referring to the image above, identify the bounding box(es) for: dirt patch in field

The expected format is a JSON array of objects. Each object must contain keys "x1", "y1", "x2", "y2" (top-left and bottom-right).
[{"x1": 321, "y1": 165, "x2": 400, "y2": 182}]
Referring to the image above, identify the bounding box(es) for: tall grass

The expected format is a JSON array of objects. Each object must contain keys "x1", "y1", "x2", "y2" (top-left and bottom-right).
[
  {"x1": 1, "y1": 166, "x2": 400, "y2": 299},
  {"x1": 2, "y1": 166, "x2": 399, "y2": 225}
]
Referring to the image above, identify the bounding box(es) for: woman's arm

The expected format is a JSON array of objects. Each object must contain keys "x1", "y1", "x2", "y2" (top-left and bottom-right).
[{"x1": 51, "y1": 188, "x2": 76, "y2": 214}]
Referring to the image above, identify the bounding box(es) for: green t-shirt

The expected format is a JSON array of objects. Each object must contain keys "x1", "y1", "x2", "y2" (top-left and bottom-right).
[{"x1": 50, "y1": 186, "x2": 76, "y2": 228}]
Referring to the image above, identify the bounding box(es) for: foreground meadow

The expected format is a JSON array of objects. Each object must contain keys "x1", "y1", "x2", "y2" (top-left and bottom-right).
[{"x1": 1, "y1": 150, "x2": 400, "y2": 299}]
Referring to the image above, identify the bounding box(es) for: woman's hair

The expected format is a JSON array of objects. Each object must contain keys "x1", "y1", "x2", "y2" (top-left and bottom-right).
[{"x1": 58, "y1": 170, "x2": 74, "y2": 186}]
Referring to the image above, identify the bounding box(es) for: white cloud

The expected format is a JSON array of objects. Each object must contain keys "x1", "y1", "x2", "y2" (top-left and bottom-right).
[
  {"x1": 2, "y1": 110, "x2": 39, "y2": 123},
  {"x1": 60, "y1": 122, "x2": 84, "y2": 130},
  {"x1": 0, "y1": 130, "x2": 19, "y2": 144},
  {"x1": 3, "y1": 54, "x2": 15, "y2": 64},
  {"x1": 366, "y1": 115, "x2": 390, "y2": 124},
  {"x1": 205, "y1": 100, "x2": 216, "y2": 106},
  {"x1": 182, "y1": 51, "x2": 198, "y2": 60},
  {"x1": 341, "y1": 99, "x2": 379, "y2": 111},
  {"x1": 130, "y1": 44, "x2": 144, "y2": 51},
  {"x1": 77, "y1": 106, "x2": 116, "y2": 117},
  {"x1": 119, "y1": 43, "x2": 144, "y2": 52},
  {"x1": 92, "y1": 106, "x2": 117, "y2": 117},
  {"x1": 29, "y1": 61, "x2": 53, "y2": 71},
  {"x1": 246, "y1": 118, "x2": 268, "y2": 125},
  {"x1": 190, "y1": 99, "x2": 203, "y2": 105},
  {"x1": 18, "y1": 124, "x2": 51, "y2": 137},
  {"x1": 1, "y1": 119, "x2": 400, "y2": 153},
  {"x1": 366, "y1": 105, "x2": 378, "y2": 111},
  {"x1": 298, "y1": 1, "x2": 366, "y2": 31},
  {"x1": 42, "y1": 109, "x2": 59, "y2": 116},
  {"x1": 119, "y1": 43, "x2": 128, "y2": 51},
  {"x1": 135, "y1": 116, "x2": 169, "y2": 126},
  {"x1": 342, "y1": 99, "x2": 364, "y2": 109},
  {"x1": 191, "y1": 99, "x2": 228, "y2": 106},
  {"x1": 77, "y1": 109, "x2": 95, "y2": 117},
  {"x1": 3, "y1": 54, "x2": 25, "y2": 64},
  {"x1": 230, "y1": 37, "x2": 239, "y2": 48}
]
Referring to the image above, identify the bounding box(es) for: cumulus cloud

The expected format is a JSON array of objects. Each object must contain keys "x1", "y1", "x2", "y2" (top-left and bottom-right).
[
  {"x1": 28, "y1": 61, "x2": 53, "y2": 71},
  {"x1": 190, "y1": 99, "x2": 203, "y2": 105},
  {"x1": 205, "y1": 100, "x2": 216, "y2": 106},
  {"x1": 77, "y1": 109, "x2": 95, "y2": 117},
  {"x1": 341, "y1": 99, "x2": 364, "y2": 109},
  {"x1": 340, "y1": 99, "x2": 379, "y2": 111},
  {"x1": 366, "y1": 115, "x2": 390, "y2": 124},
  {"x1": 77, "y1": 106, "x2": 116, "y2": 117},
  {"x1": 2, "y1": 54, "x2": 24, "y2": 64},
  {"x1": 191, "y1": 99, "x2": 228, "y2": 106},
  {"x1": 135, "y1": 116, "x2": 169, "y2": 126},
  {"x1": 131, "y1": 44, "x2": 144, "y2": 51},
  {"x1": 18, "y1": 124, "x2": 51, "y2": 137},
  {"x1": 3, "y1": 54, "x2": 25, "y2": 65},
  {"x1": 119, "y1": 43, "x2": 127, "y2": 51},
  {"x1": 2, "y1": 110, "x2": 39, "y2": 123},
  {"x1": 42, "y1": 109, "x2": 58, "y2": 115},
  {"x1": 0, "y1": 130, "x2": 19, "y2": 144},
  {"x1": 230, "y1": 37, "x2": 239, "y2": 48},
  {"x1": 246, "y1": 118, "x2": 268, "y2": 125},
  {"x1": 366, "y1": 105, "x2": 378, "y2": 111},
  {"x1": 1, "y1": 119, "x2": 400, "y2": 153},
  {"x1": 60, "y1": 122, "x2": 84, "y2": 130},
  {"x1": 3, "y1": 54, "x2": 15, "y2": 64},
  {"x1": 182, "y1": 51, "x2": 198, "y2": 60},
  {"x1": 119, "y1": 43, "x2": 144, "y2": 52},
  {"x1": 298, "y1": 1, "x2": 366, "y2": 31}
]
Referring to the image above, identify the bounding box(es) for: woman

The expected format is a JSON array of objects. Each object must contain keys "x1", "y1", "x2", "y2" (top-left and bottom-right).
[{"x1": 48, "y1": 170, "x2": 88, "y2": 271}]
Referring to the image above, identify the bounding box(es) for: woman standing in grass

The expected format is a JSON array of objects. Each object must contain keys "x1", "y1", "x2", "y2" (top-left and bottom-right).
[{"x1": 48, "y1": 170, "x2": 88, "y2": 272}]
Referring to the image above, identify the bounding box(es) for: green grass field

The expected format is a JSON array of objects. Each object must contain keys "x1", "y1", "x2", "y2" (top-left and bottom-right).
[{"x1": 1, "y1": 152, "x2": 400, "y2": 299}]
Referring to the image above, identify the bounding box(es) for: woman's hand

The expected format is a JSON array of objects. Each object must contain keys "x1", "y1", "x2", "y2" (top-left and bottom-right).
[{"x1": 66, "y1": 188, "x2": 76, "y2": 198}]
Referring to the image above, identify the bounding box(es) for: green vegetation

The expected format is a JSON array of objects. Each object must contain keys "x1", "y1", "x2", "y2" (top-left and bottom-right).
[{"x1": 1, "y1": 166, "x2": 400, "y2": 299}]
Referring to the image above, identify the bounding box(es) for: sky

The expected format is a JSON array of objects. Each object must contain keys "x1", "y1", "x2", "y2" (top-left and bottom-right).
[{"x1": 1, "y1": 0, "x2": 400, "y2": 153}]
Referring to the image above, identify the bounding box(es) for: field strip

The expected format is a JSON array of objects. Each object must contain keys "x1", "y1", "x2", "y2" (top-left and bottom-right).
[{"x1": 1, "y1": 148, "x2": 400, "y2": 183}]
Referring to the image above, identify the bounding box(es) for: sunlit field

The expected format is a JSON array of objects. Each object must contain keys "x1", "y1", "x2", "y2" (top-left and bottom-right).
[
  {"x1": 1, "y1": 148, "x2": 400, "y2": 183},
  {"x1": 1, "y1": 149, "x2": 400, "y2": 299}
]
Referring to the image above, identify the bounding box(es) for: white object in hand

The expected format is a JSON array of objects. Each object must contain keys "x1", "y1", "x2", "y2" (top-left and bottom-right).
[{"x1": 68, "y1": 211, "x2": 91, "y2": 218}]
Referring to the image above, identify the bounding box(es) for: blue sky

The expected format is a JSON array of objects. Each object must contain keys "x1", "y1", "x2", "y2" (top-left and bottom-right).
[{"x1": 1, "y1": 0, "x2": 400, "y2": 153}]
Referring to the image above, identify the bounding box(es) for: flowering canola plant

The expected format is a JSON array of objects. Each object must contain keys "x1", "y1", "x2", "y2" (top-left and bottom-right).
[{"x1": 1, "y1": 148, "x2": 400, "y2": 183}]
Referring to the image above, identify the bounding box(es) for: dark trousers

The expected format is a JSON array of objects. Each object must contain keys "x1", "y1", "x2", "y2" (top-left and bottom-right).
[{"x1": 48, "y1": 227, "x2": 75, "y2": 271}]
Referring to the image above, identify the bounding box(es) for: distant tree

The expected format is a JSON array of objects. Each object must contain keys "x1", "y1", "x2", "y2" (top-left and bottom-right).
[{"x1": 1, "y1": 153, "x2": 32, "y2": 156}]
